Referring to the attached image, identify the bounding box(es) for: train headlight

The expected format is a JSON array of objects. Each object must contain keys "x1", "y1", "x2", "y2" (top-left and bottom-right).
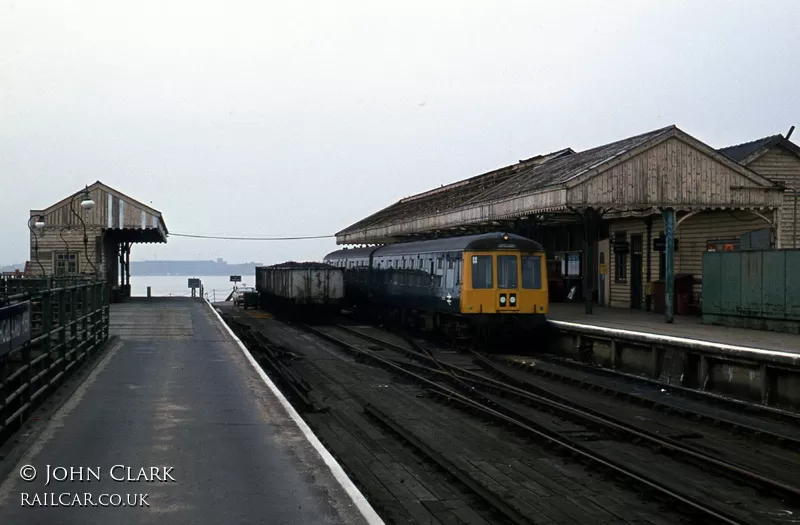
[
  {"x1": 500, "y1": 295, "x2": 506, "y2": 304},
  {"x1": 510, "y1": 295, "x2": 516, "y2": 305}
]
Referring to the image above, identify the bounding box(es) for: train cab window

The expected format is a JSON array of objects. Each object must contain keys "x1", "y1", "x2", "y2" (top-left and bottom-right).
[
  {"x1": 522, "y1": 256, "x2": 542, "y2": 289},
  {"x1": 497, "y1": 255, "x2": 518, "y2": 289},
  {"x1": 471, "y1": 255, "x2": 493, "y2": 289}
]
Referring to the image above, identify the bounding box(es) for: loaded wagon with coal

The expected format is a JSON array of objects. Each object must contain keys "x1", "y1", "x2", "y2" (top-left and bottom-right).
[{"x1": 254, "y1": 262, "x2": 344, "y2": 316}]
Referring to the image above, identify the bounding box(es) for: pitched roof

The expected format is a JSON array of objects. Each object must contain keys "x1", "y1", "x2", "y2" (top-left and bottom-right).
[
  {"x1": 335, "y1": 124, "x2": 781, "y2": 245},
  {"x1": 718, "y1": 135, "x2": 783, "y2": 163},
  {"x1": 335, "y1": 148, "x2": 574, "y2": 236},
  {"x1": 472, "y1": 126, "x2": 675, "y2": 202}
]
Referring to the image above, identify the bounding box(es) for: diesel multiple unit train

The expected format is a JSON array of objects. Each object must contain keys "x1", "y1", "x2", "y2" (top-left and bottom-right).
[
  {"x1": 251, "y1": 232, "x2": 549, "y2": 339},
  {"x1": 322, "y1": 232, "x2": 549, "y2": 339}
]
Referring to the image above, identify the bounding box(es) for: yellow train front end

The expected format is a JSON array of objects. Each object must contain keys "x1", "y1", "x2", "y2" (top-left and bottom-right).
[{"x1": 459, "y1": 243, "x2": 549, "y2": 331}]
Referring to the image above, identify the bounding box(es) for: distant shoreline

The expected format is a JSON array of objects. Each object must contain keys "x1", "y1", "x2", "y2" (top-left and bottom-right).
[{"x1": 130, "y1": 261, "x2": 261, "y2": 277}]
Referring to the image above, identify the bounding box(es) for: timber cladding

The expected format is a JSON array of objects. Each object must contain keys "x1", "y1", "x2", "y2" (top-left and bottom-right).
[
  {"x1": 27, "y1": 227, "x2": 104, "y2": 277},
  {"x1": 35, "y1": 185, "x2": 163, "y2": 230},
  {"x1": 27, "y1": 182, "x2": 167, "y2": 280},
  {"x1": 568, "y1": 138, "x2": 779, "y2": 208},
  {"x1": 607, "y1": 210, "x2": 773, "y2": 309},
  {"x1": 747, "y1": 148, "x2": 800, "y2": 249}
]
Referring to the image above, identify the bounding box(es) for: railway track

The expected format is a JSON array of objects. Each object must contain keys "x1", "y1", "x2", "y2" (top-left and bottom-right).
[
  {"x1": 497, "y1": 352, "x2": 800, "y2": 444},
  {"x1": 313, "y1": 323, "x2": 800, "y2": 525},
  {"x1": 223, "y1": 309, "x2": 697, "y2": 524}
]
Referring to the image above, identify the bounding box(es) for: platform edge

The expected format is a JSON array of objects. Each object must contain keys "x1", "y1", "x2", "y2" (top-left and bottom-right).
[{"x1": 204, "y1": 300, "x2": 386, "y2": 525}]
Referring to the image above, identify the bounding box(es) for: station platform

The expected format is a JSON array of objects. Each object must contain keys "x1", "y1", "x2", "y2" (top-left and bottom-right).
[
  {"x1": 547, "y1": 302, "x2": 800, "y2": 354},
  {"x1": 0, "y1": 298, "x2": 380, "y2": 525}
]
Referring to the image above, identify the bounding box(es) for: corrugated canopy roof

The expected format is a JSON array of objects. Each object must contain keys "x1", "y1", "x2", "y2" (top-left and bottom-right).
[
  {"x1": 336, "y1": 124, "x2": 782, "y2": 245},
  {"x1": 336, "y1": 148, "x2": 574, "y2": 236},
  {"x1": 337, "y1": 127, "x2": 674, "y2": 239},
  {"x1": 473, "y1": 126, "x2": 674, "y2": 202}
]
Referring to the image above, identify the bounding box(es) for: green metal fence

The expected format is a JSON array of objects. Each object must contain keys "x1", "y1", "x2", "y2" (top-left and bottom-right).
[
  {"x1": 702, "y1": 250, "x2": 800, "y2": 333},
  {"x1": 0, "y1": 278, "x2": 109, "y2": 445}
]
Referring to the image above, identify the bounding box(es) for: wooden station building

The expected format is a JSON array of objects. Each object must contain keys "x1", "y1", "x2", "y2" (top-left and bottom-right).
[
  {"x1": 336, "y1": 125, "x2": 800, "y2": 323},
  {"x1": 27, "y1": 181, "x2": 168, "y2": 301}
]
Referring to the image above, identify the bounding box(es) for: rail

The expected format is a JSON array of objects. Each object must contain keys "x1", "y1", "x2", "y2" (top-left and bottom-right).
[
  {"x1": 0, "y1": 278, "x2": 110, "y2": 446},
  {"x1": 316, "y1": 325, "x2": 800, "y2": 523}
]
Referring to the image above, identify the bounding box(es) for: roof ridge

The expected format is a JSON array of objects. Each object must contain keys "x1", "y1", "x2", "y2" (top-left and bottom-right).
[
  {"x1": 398, "y1": 147, "x2": 573, "y2": 204},
  {"x1": 718, "y1": 134, "x2": 782, "y2": 152},
  {"x1": 458, "y1": 125, "x2": 677, "y2": 206}
]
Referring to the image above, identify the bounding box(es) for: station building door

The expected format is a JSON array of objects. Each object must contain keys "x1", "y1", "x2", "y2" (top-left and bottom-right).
[
  {"x1": 597, "y1": 238, "x2": 609, "y2": 306},
  {"x1": 630, "y1": 234, "x2": 644, "y2": 309}
]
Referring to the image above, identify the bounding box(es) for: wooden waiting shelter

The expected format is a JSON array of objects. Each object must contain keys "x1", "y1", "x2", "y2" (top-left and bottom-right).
[{"x1": 27, "y1": 181, "x2": 168, "y2": 301}]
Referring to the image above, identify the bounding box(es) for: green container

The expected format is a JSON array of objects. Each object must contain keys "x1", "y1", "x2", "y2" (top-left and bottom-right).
[{"x1": 702, "y1": 249, "x2": 800, "y2": 332}]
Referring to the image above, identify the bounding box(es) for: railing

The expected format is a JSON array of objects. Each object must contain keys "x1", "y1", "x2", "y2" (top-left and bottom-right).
[{"x1": 0, "y1": 278, "x2": 109, "y2": 446}]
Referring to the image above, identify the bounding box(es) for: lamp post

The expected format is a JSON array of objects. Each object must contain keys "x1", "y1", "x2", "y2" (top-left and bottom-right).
[
  {"x1": 28, "y1": 215, "x2": 46, "y2": 276},
  {"x1": 70, "y1": 186, "x2": 97, "y2": 278}
]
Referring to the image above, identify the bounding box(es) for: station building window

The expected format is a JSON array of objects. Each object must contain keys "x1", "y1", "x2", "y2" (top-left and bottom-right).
[{"x1": 55, "y1": 252, "x2": 78, "y2": 275}]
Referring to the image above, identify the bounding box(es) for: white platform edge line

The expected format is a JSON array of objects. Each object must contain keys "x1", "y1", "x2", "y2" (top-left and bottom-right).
[
  {"x1": 549, "y1": 319, "x2": 799, "y2": 361},
  {"x1": 205, "y1": 300, "x2": 386, "y2": 525}
]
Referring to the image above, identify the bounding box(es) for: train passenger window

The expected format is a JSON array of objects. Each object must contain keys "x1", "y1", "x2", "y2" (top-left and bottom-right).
[
  {"x1": 437, "y1": 258, "x2": 443, "y2": 269},
  {"x1": 471, "y1": 256, "x2": 493, "y2": 289},
  {"x1": 447, "y1": 259, "x2": 454, "y2": 269},
  {"x1": 522, "y1": 256, "x2": 542, "y2": 289},
  {"x1": 497, "y1": 255, "x2": 518, "y2": 289}
]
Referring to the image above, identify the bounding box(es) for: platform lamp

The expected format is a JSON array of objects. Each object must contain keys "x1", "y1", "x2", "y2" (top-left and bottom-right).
[
  {"x1": 70, "y1": 186, "x2": 97, "y2": 278},
  {"x1": 28, "y1": 214, "x2": 46, "y2": 276}
]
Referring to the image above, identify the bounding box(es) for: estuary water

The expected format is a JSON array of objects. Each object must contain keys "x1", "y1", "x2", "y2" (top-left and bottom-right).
[{"x1": 129, "y1": 275, "x2": 255, "y2": 301}]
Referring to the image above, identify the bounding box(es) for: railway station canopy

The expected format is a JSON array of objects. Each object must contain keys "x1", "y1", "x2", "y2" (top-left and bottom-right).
[{"x1": 335, "y1": 125, "x2": 783, "y2": 245}]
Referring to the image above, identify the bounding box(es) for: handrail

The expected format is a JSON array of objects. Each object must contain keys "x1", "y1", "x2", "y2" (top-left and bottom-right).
[{"x1": 1, "y1": 279, "x2": 110, "y2": 446}]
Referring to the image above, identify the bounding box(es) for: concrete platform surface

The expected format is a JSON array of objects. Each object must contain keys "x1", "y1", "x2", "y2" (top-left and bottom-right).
[
  {"x1": 548, "y1": 302, "x2": 800, "y2": 353},
  {"x1": 0, "y1": 298, "x2": 378, "y2": 525}
]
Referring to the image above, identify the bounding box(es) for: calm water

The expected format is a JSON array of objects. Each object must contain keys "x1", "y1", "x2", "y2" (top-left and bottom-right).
[{"x1": 130, "y1": 275, "x2": 255, "y2": 300}]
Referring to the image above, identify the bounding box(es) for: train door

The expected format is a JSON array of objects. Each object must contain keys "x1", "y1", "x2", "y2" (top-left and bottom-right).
[
  {"x1": 444, "y1": 257, "x2": 455, "y2": 290},
  {"x1": 496, "y1": 254, "x2": 518, "y2": 311}
]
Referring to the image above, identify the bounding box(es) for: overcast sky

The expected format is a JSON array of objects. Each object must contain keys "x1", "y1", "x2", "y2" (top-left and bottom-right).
[{"x1": 2, "y1": 0, "x2": 799, "y2": 266}]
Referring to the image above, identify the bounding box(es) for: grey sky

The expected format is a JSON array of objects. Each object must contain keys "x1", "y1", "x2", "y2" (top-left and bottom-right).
[{"x1": 2, "y1": 0, "x2": 798, "y2": 266}]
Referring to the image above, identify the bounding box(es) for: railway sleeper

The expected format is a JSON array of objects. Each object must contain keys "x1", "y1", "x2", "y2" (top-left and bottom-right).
[
  {"x1": 498, "y1": 355, "x2": 800, "y2": 450},
  {"x1": 304, "y1": 325, "x2": 771, "y2": 522},
  {"x1": 420, "y1": 387, "x2": 751, "y2": 525}
]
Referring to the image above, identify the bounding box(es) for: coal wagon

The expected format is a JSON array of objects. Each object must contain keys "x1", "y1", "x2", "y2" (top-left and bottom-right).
[{"x1": 255, "y1": 262, "x2": 344, "y2": 315}]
